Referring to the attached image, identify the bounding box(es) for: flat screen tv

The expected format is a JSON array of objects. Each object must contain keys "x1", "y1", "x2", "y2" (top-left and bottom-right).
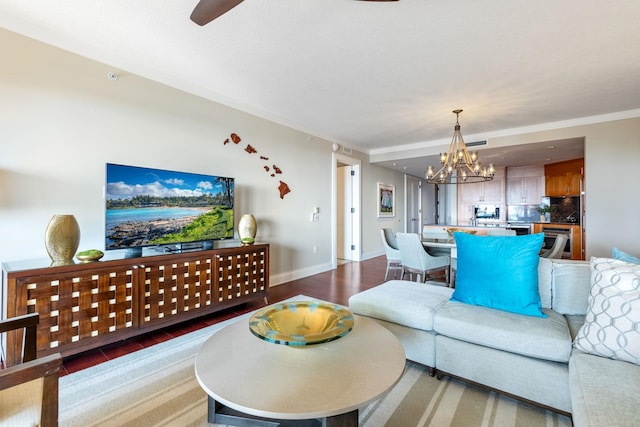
[{"x1": 105, "y1": 163, "x2": 234, "y2": 252}]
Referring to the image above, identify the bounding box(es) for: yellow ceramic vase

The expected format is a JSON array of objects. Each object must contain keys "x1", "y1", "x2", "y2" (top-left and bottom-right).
[{"x1": 45, "y1": 214, "x2": 80, "y2": 265}]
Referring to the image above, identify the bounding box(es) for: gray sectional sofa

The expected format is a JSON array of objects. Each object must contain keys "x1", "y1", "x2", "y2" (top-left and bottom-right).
[{"x1": 348, "y1": 257, "x2": 640, "y2": 425}]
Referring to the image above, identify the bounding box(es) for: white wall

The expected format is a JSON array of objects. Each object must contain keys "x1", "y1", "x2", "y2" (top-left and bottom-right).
[{"x1": 0, "y1": 29, "x2": 406, "y2": 283}]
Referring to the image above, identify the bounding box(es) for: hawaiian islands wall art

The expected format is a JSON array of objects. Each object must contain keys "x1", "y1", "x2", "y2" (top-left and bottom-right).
[{"x1": 223, "y1": 133, "x2": 291, "y2": 199}]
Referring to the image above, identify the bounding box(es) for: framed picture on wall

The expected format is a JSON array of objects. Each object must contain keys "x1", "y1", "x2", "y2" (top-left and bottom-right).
[{"x1": 377, "y1": 182, "x2": 395, "y2": 218}]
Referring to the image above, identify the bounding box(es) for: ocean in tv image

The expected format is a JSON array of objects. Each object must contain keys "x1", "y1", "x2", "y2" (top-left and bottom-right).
[{"x1": 105, "y1": 163, "x2": 234, "y2": 250}]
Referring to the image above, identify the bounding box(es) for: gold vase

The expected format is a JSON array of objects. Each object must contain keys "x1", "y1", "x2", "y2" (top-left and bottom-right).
[
  {"x1": 45, "y1": 214, "x2": 81, "y2": 265},
  {"x1": 238, "y1": 214, "x2": 257, "y2": 245}
]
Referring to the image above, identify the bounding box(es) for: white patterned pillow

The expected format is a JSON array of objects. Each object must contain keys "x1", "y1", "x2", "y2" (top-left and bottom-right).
[{"x1": 574, "y1": 257, "x2": 640, "y2": 365}]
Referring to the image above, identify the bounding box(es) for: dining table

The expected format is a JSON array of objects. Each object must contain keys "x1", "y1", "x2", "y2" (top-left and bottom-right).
[{"x1": 421, "y1": 237, "x2": 457, "y2": 258}]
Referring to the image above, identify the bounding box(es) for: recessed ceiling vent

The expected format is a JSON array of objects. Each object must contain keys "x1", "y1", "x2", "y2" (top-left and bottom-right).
[{"x1": 466, "y1": 140, "x2": 487, "y2": 147}]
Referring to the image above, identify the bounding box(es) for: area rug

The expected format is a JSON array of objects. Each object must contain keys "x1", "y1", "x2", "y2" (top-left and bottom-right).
[{"x1": 59, "y1": 296, "x2": 572, "y2": 427}]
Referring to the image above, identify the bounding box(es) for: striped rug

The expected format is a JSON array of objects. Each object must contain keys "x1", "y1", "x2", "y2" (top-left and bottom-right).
[{"x1": 59, "y1": 298, "x2": 572, "y2": 427}]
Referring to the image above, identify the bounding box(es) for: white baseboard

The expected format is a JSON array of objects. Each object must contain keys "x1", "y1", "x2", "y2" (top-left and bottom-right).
[
  {"x1": 269, "y1": 252, "x2": 385, "y2": 287},
  {"x1": 361, "y1": 250, "x2": 384, "y2": 261},
  {"x1": 270, "y1": 262, "x2": 334, "y2": 287}
]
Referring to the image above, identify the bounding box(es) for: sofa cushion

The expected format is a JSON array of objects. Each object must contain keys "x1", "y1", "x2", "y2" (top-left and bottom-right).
[
  {"x1": 348, "y1": 280, "x2": 453, "y2": 332},
  {"x1": 537, "y1": 257, "x2": 553, "y2": 309},
  {"x1": 565, "y1": 314, "x2": 586, "y2": 341},
  {"x1": 434, "y1": 300, "x2": 572, "y2": 362},
  {"x1": 570, "y1": 351, "x2": 640, "y2": 427},
  {"x1": 550, "y1": 259, "x2": 591, "y2": 315},
  {"x1": 451, "y1": 232, "x2": 545, "y2": 317},
  {"x1": 574, "y1": 257, "x2": 640, "y2": 365}
]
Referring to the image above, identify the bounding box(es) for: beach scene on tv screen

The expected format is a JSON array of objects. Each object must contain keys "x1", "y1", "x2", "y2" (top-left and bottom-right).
[{"x1": 105, "y1": 164, "x2": 234, "y2": 250}]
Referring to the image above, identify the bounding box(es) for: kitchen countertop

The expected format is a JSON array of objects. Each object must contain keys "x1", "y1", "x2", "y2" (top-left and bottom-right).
[
  {"x1": 455, "y1": 223, "x2": 533, "y2": 228},
  {"x1": 533, "y1": 222, "x2": 580, "y2": 226}
]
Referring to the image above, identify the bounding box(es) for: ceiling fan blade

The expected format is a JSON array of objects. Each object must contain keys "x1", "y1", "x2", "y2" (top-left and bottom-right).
[{"x1": 190, "y1": 0, "x2": 244, "y2": 26}]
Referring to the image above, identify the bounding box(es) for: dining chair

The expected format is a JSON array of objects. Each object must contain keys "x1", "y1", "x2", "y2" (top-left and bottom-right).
[
  {"x1": 381, "y1": 228, "x2": 402, "y2": 281},
  {"x1": 0, "y1": 313, "x2": 62, "y2": 427},
  {"x1": 396, "y1": 232, "x2": 450, "y2": 284},
  {"x1": 540, "y1": 234, "x2": 568, "y2": 259}
]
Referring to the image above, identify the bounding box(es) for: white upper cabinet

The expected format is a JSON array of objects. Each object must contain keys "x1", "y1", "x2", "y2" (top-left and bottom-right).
[
  {"x1": 457, "y1": 167, "x2": 506, "y2": 224},
  {"x1": 506, "y1": 166, "x2": 545, "y2": 205},
  {"x1": 459, "y1": 167, "x2": 505, "y2": 205}
]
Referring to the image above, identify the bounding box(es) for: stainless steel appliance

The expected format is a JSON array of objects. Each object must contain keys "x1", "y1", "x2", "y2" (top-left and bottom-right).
[
  {"x1": 540, "y1": 225, "x2": 573, "y2": 259},
  {"x1": 505, "y1": 223, "x2": 532, "y2": 235},
  {"x1": 473, "y1": 205, "x2": 500, "y2": 226}
]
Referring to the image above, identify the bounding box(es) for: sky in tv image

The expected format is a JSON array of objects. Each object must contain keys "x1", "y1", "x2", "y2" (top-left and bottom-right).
[
  {"x1": 105, "y1": 163, "x2": 234, "y2": 249},
  {"x1": 106, "y1": 164, "x2": 228, "y2": 200}
]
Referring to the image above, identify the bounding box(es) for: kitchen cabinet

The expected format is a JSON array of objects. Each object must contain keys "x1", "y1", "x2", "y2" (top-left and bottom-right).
[
  {"x1": 544, "y1": 158, "x2": 584, "y2": 196},
  {"x1": 507, "y1": 166, "x2": 544, "y2": 205},
  {"x1": 457, "y1": 167, "x2": 505, "y2": 224},
  {"x1": 459, "y1": 167, "x2": 505, "y2": 205},
  {"x1": 1, "y1": 244, "x2": 269, "y2": 367}
]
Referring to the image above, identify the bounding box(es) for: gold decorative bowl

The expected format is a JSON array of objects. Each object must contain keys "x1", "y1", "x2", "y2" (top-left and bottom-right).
[
  {"x1": 249, "y1": 301, "x2": 354, "y2": 346},
  {"x1": 446, "y1": 228, "x2": 478, "y2": 238},
  {"x1": 76, "y1": 249, "x2": 104, "y2": 263}
]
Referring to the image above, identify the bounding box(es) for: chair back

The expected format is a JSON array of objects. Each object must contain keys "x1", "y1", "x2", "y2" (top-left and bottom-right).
[
  {"x1": 0, "y1": 313, "x2": 61, "y2": 427},
  {"x1": 396, "y1": 232, "x2": 427, "y2": 270},
  {"x1": 397, "y1": 233, "x2": 451, "y2": 283},
  {"x1": 541, "y1": 234, "x2": 568, "y2": 259},
  {"x1": 0, "y1": 312, "x2": 39, "y2": 363},
  {"x1": 397, "y1": 232, "x2": 450, "y2": 269},
  {"x1": 381, "y1": 229, "x2": 401, "y2": 260}
]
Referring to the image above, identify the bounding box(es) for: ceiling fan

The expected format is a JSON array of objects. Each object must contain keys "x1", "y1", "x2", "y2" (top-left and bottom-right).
[{"x1": 191, "y1": 0, "x2": 398, "y2": 26}]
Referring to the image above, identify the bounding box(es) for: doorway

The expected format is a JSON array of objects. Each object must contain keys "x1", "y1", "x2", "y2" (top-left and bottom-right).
[
  {"x1": 332, "y1": 153, "x2": 361, "y2": 269},
  {"x1": 405, "y1": 175, "x2": 422, "y2": 233}
]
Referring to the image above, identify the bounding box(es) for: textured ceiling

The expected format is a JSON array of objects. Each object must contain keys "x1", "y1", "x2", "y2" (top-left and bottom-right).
[{"x1": 1, "y1": 0, "x2": 639, "y2": 176}]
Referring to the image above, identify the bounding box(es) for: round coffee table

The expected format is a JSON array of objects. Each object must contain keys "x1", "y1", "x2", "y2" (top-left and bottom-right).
[{"x1": 195, "y1": 313, "x2": 405, "y2": 426}]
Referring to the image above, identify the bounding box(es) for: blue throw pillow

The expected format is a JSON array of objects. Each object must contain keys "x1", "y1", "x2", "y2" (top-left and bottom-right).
[
  {"x1": 451, "y1": 232, "x2": 546, "y2": 317},
  {"x1": 612, "y1": 247, "x2": 640, "y2": 264}
]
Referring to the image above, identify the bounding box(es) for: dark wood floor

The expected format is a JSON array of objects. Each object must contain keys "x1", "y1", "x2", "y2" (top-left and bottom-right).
[{"x1": 61, "y1": 255, "x2": 390, "y2": 375}]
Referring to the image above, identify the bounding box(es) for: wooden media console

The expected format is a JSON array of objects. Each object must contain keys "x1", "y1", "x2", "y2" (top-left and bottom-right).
[{"x1": 1, "y1": 243, "x2": 269, "y2": 367}]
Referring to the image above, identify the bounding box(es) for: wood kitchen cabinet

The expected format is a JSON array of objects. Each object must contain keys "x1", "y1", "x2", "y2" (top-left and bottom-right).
[
  {"x1": 544, "y1": 158, "x2": 584, "y2": 196},
  {"x1": 1, "y1": 243, "x2": 269, "y2": 366},
  {"x1": 507, "y1": 166, "x2": 544, "y2": 205}
]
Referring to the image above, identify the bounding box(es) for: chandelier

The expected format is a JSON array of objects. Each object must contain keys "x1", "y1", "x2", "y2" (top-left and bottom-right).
[{"x1": 425, "y1": 109, "x2": 495, "y2": 184}]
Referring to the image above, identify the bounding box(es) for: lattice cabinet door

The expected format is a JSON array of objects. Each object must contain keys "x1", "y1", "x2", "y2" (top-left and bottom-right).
[
  {"x1": 140, "y1": 254, "x2": 212, "y2": 326},
  {"x1": 8, "y1": 264, "x2": 136, "y2": 362},
  {"x1": 214, "y1": 245, "x2": 268, "y2": 304}
]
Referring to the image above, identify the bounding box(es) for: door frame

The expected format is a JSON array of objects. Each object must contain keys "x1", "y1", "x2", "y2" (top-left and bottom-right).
[
  {"x1": 332, "y1": 153, "x2": 362, "y2": 269},
  {"x1": 405, "y1": 174, "x2": 422, "y2": 233}
]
